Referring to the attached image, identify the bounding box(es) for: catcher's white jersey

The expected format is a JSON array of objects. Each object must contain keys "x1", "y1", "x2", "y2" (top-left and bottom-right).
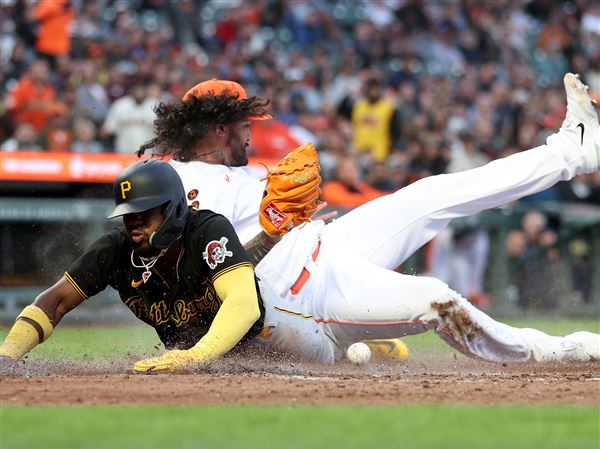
[
  {"x1": 170, "y1": 160, "x2": 265, "y2": 245},
  {"x1": 170, "y1": 123, "x2": 600, "y2": 364}
]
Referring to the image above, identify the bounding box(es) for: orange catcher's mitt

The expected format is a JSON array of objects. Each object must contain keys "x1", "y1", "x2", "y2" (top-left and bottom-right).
[{"x1": 259, "y1": 142, "x2": 322, "y2": 236}]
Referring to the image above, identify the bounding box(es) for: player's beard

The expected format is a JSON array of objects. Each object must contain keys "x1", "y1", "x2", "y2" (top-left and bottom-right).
[{"x1": 227, "y1": 132, "x2": 248, "y2": 167}]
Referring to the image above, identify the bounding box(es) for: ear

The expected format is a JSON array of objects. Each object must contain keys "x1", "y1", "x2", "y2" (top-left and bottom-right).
[{"x1": 214, "y1": 124, "x2": 227, "y2": 137}]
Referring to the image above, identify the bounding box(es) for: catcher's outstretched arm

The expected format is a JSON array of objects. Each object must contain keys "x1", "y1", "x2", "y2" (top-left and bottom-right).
[
  {"x1": 244, "y1": 232, "x2": 281, "y2": 265},
  {"x1": 0, "y1": 276, "x2": 86, "y2": 360},
  {"x1": 246, "y1": 142, "x2": 327, "y2": 266}
]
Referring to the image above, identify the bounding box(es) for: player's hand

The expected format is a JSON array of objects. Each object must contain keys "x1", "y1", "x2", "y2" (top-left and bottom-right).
[{"x1": 133, "y1": 348, "x2": 204, "y2": 373}]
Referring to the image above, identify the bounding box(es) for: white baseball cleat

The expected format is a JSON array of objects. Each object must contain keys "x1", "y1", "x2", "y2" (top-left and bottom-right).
[
  {"x1": 560, "y1": 331, "x2": 600, "y2": 362},
  {"x1": 561, "y1": 73, "x2": 600, "y2": 173}
]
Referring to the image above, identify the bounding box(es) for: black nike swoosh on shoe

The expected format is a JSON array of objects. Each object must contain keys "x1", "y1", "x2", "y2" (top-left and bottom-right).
[{"x1": 577, "y1": 123, "x2": 585, "y2": 145}]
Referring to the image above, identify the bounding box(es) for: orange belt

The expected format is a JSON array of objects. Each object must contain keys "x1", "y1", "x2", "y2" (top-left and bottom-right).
[{"x1": 289, "y1": 241, "x2": 321, "y2": 295}]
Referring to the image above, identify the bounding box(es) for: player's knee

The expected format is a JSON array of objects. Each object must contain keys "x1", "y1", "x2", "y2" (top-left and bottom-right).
[{"x1": 429, "y1": 296, "x2": 480, "y2": 344}]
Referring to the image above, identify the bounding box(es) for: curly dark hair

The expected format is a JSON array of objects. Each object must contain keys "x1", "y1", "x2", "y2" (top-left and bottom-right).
[{"x1": 137, "y1": 93, "x2": 270, "y2": 159}]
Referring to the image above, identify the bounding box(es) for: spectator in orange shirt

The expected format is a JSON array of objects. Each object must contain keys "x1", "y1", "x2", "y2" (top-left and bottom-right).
[
  {"x1": 322, "y1": 155, "x2": 387, "y2": 209},
  {"x1": 5, "y1": 59, "x2": 56, "y2": 131},
  {"x1": 40, "y1": 102, "x2": 72, "y2": 152},
  {"x1": 31, "y1": 0, "x2": 74, "y2": 66}
]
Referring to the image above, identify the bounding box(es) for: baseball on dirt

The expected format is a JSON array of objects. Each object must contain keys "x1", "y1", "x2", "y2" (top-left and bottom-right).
[{"x1": 346, "y1": 342, "x2": 371, "y2": 364}]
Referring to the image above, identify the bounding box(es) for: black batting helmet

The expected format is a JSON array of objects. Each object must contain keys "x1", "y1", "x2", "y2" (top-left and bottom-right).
[{"x1": 108, "y1": 159, "x2": 189, "y2": 249}]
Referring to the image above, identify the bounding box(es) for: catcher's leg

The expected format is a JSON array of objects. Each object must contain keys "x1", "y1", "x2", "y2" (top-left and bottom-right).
[
  {"x1": 324, "y1": 73, "x2": 599, "y2": 269},
  {"x1": 317, "y1": 249, "x2": 599, "y2": 363},
  {"x1": 256, "y1": 279, "x2": 337, "y2": 363}
]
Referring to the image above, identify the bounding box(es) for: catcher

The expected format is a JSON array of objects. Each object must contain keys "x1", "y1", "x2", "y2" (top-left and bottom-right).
[{"x1": 132, "y1": 75, "x2": 599, "y2": 369}]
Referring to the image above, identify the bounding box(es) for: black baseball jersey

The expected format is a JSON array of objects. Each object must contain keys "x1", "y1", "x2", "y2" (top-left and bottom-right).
[{"x1": 64, "y1": 208, "x2": 265, "y2": 349}]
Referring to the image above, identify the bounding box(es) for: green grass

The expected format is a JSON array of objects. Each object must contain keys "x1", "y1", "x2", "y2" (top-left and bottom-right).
[
  {"x1": 1, "y1": 405, "x2": 598, "y2": 449},
  {"x1": 1, "y1": 318, "x2": 598, "y2": 361},
  {"x1": 2, "y1": 320, "x2": 599, "y2": 449},
  {"x1": 0, "y1": 324, "x2": 160, "y2": 361}
]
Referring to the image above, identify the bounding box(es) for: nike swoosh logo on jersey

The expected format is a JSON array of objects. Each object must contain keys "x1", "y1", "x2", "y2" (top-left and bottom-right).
[
  {"x1": 225, "y1": 174, "x2": 231, "y2": 182},
  {"x1": 577, "y1": 123, "x2": 585, "y2": 145},
  {"x1": 131, "y1": 279, "x2": 144, "y2": 288}
]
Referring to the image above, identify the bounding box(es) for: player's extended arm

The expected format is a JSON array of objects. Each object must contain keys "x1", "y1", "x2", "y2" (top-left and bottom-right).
[
  {"x1": 244, "y1": 232, "x2": 280, "y2": 265},
  {"x1": 0, "y1": 276, "x2": 86, "y2": 361},
  {"x1": 133, "y1": 265, "x2": 260, "y2": 372}
]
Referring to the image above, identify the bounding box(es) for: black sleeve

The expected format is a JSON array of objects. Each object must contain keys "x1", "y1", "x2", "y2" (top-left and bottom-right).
[
  {"x1": 64, "y1": 231, "x2": 119, "y2": 299},
  {"x1": 191, "y1": 214, "x2": 254, "y2": 283}
]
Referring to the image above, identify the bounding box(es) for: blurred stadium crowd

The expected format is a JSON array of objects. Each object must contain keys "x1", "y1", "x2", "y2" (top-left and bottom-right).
[{"x1": 1, "y1": 0, "x2": 599, "y2": 308}]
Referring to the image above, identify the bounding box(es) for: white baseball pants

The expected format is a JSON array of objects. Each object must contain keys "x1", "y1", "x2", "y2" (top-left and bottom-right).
[{"x1": 262, "y1": 131, "x2": 598, "y2": 363}]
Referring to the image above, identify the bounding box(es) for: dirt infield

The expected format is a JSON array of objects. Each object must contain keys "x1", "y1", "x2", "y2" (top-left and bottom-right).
[{"x1": 2, "y1": 353, "x2": 599, "y2": 406}]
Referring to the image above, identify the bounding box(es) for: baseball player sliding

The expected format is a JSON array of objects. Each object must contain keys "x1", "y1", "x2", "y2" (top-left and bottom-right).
[
  {"x1": 1, "y1": 74, "x2": 598, "y2": 371},
  {"x1": 0, "y1": 160, "x2": 265, "y2": 371}
]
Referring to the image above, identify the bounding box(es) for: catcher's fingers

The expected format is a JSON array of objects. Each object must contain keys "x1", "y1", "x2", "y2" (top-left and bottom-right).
[
  {"x1": 313, "y1": 201, "x2": 338, "y2": 223},
  {"x1": 133, "y1": 350, "x2": 192, "y2": 373}
]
